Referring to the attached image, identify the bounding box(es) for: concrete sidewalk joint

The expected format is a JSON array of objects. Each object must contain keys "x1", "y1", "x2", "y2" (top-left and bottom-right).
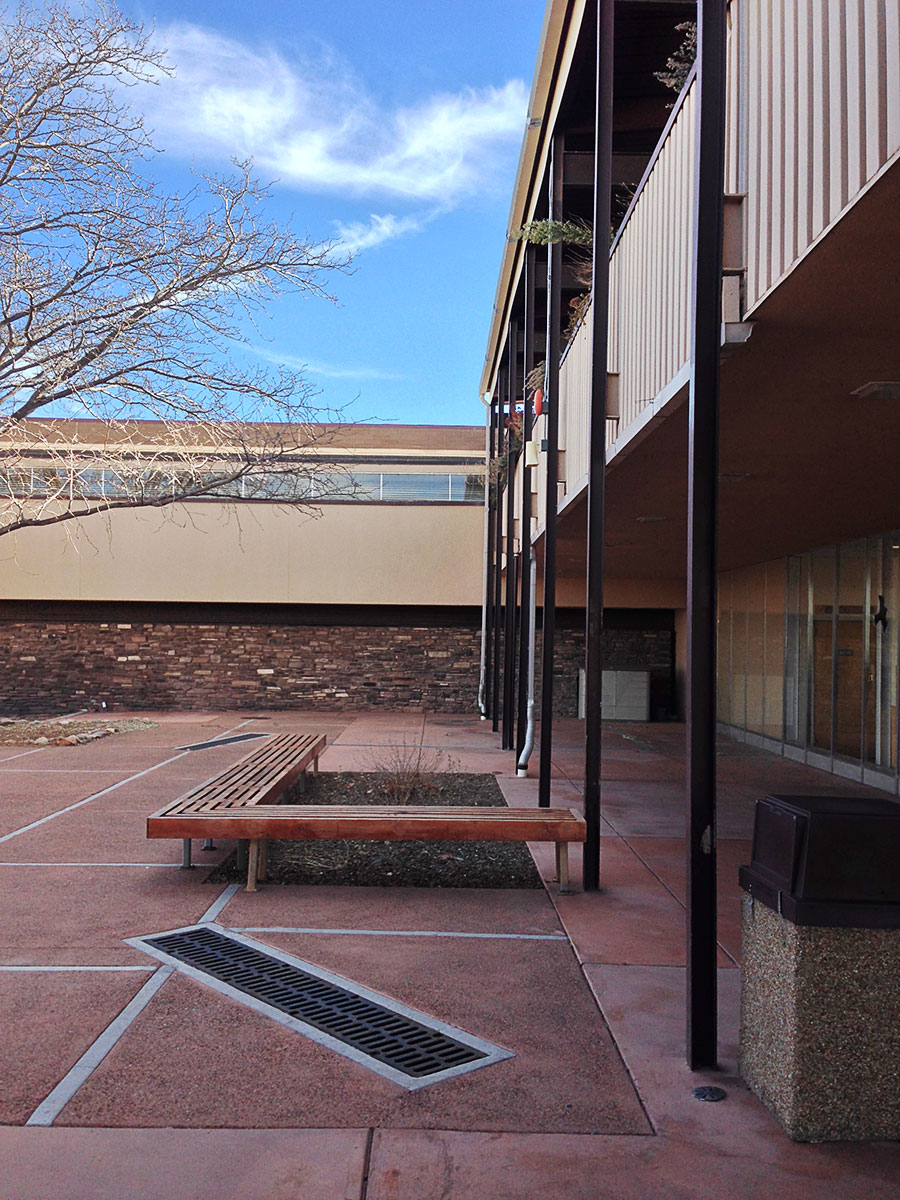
[{"x1": 25, "y1": 966, "x2": 175, "y2": 1127}]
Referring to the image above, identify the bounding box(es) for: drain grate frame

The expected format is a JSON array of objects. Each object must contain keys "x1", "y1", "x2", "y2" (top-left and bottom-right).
[
  {"x1": 126, "y1": 923, "x2": 513, "y2": 1090},
  {"x1": 177, "y1": 733, "x2": 269, "y2": 752}
]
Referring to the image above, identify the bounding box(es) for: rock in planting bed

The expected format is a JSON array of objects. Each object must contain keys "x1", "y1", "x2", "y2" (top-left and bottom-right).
[
  {"x1": 207, "y1": 771, "x2": 543, "y2": 889},
  {"x1": 0, "y1": 715, "x2": 157, "y2": 746}
]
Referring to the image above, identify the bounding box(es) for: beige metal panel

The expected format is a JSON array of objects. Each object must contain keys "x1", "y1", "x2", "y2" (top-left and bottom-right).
[
  {"x1": 746, "y1": 0, "x2": 900, "y2": 314},
  {"x1": 888, "y1": 2, "x2": 900, "y2": 152},
  {"x1": 533, "y1": 412, "x2": 548, "y2": 532},
  {"x1": 0, "y1": 503, "x2": 484, "y2": 606},
  {"x1": 746, "y1": 0, "x2": 761, "y2": 304},
  {"x1": 608, "y1": 254, "x2": 620, "y2": 376},
  {"x1": 863, "y1": 0, "x2": 888, "y2": 179},
  {"x1": 559, "y1": 317, "x2": 591, "y2": 490},
  {"x1": 787, "y1": 0, "x2": 799, "y2": 272},
  {"x1": 828, "y1": 0, "x2": 846, "y2": 219},
  {"x1": 771, "y1": 0, "x2": 785, "y2": 288},
  {"x1": 795, "y1": 0, "x2": 812, "y2": 262},
  {"x1": 846, "y1": 0, "x2": 864, "y2": 205},
  {"x1": 810, "y1": 0, "x2": 828, "y2": 244}
]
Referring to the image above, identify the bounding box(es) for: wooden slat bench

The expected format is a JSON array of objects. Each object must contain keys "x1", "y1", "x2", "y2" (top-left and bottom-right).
[
  {"x1": 151, "y1": 774, "x2": 585, "y2": 893},
  {"x1": 148, "y1": 732, "x2": 326, "y2": 883},
  {"x1": 148, "y1": 732, "x2": 585, "y2": 893}
]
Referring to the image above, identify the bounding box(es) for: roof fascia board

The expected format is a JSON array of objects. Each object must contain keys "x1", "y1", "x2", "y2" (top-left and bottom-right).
[{"x1": 481, "y1": 0, "x2": 587, "y2": 398}]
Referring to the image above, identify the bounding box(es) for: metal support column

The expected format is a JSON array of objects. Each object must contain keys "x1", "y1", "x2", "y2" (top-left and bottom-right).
[
  {"x1": 517, "y1": 246, "x2": 536, "y2": 759},
  {"x1": 492, "y1": 365, "x2": 506, "y2": 733},
  {"x1": 583, "y1": 0, "x2": 615, "y2": 893},
  {"x1": 503, "y1": 321, "x2": 519, "y2": 750},
  {"x1": 484, "y1": 396, "x2": 497, "y2": 721},
  {"x1": 686, "y1": 0, "x2": 727, "y2": 1071},
  {"x1": 538, "y1": 132, "x2": 564, "y2": 808}
]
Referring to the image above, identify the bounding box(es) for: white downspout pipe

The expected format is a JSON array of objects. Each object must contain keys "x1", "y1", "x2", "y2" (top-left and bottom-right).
[{"x1": 516, "y1": 549, "x2": 537, "y2": 775}]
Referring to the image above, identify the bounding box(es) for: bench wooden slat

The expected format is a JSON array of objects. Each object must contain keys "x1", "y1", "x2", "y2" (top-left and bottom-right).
[
  {"x1": 148, "y1": 804, "x2": 586, "y2": 844},
  {"x1": 150, "y1": 733, "x2": 325, "y2": 820}
]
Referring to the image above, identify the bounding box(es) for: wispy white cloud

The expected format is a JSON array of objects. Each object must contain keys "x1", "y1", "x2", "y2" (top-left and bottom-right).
[
  {"x1": 333, "y1": 212, "x2": 429, "y2": 254},
  {"x1": 248, "y1": 343, "x2": 404, "y2": 382},
  {"x1": 141, "y1": 24, "x2": 528, "y2": 204}
]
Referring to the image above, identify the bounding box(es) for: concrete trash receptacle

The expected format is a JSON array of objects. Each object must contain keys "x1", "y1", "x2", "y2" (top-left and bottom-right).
[{"x1": 738, "y1": 793, "x2": 900, "y2": 1142}]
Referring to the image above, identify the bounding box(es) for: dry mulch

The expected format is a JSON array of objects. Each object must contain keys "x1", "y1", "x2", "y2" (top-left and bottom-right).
[
  {"x1": 208, "y1": 771, "x2": 543, "y2": 889},
  {"x1": 0, "y1": 716, "x2": 157, "y2": 746}
]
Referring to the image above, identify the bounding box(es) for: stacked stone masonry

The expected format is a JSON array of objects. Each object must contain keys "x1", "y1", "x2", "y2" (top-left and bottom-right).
[
  {"x1": 0, "y1": 620, "x2": 483, "y2": 714},
  {"x1": 1, "y1": 618, "x2": 674, "y2": 717}
]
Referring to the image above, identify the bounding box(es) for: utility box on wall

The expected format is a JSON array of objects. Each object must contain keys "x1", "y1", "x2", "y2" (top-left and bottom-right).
[{"x1": 577, "y1": 669, "x2": 650, "y2": 721}]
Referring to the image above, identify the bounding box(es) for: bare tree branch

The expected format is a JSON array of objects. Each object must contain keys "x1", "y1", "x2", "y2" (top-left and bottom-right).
[{"x1": 0, "y1": 1, "x2": 354, "y2": 537}]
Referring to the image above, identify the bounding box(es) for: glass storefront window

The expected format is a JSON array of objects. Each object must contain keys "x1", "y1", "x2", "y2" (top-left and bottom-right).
[
  {"x1": 833, "y1": 539, "x2": 867, "y2": 761},
  {"x1": 810, "y1": 547, "x2": 836, "y2": 754},
  {"x1": 784, "y1": 555, "x2": 808, "y2": 745},
  {"x1": 745, "y1": 563, "x2": 766, "y2": 736},
  {"x1": 864, "y1": 533, "x2": 900, "y2": 772},
  {"x1": 764, "y1": 559, "x2": 784, "y2": 740}
]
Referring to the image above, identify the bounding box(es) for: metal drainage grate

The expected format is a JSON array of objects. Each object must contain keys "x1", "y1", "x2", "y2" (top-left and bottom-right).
[
  {"x1": 177, "y1": 733, "x2": 269, "y2": 752},
  {"x1": 129, "y1": 924, "x2": 512, "y2": 1089}
]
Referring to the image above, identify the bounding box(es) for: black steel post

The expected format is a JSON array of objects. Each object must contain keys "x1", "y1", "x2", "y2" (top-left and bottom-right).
[
  {"x1": 503, "y1": 321, "x2": 520, "y2": 750},
  {"x1": 686, "y1": 0, "x2": 727, "y2": 1072},
  {"x1": 517, "y1": 246, "x2": 537, "y2": 759},
  {"x1": 484, "y1": 396, "x2": 497, "y2": 721},
  {"x1": 583, "y1": 0, "x2": 615, "y2": 893},
  {"x1": 492, "y1": 363, "x2": 506, "y2": 734},
  {"x1": 538, "y1": 132, "x2": 564, "y2": 808}
]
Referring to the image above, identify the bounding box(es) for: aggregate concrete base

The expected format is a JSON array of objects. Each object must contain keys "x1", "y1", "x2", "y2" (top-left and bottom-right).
[{"x1": 739, "y1": 893, "x2": 900, "y2": 1141}]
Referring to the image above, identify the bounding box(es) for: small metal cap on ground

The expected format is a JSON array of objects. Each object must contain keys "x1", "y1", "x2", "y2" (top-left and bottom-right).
[{"x1": 691, "y1": 1085, "x2": 726, "y2": 1102}]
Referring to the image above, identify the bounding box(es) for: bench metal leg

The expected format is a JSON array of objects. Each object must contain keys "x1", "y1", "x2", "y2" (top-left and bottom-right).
[
  {"x1": 181, "y1": 839, "x2": 193, "y2": 870},
  {"x1": 258, "y1": 839, "x2": 268, "y2": 883},
  {"x1": 556, "y1": 843, "x2": 571, "y2": 894},
  {"x1": 202, "y1": 838, "x2": 214, "y2": 851},
  {"x1": 247, "y1": 839, "x2": 260, "y2": 892}
]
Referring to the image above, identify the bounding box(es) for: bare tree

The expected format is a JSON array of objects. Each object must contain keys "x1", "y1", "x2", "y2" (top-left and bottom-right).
[{"x1": 0, "y1": 0, "x2": 353, "y2": 537}]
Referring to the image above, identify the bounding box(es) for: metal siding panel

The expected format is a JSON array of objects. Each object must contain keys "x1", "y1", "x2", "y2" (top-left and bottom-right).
[
  {"x1": 866, "y1": 0, "x2": 888, "y2": 175},
  {"x1": 886, "y1": 1, "x2": 900, "y2": 158},
  {"x1": 782, "y1": 0, "x2": 798, "y2": 272},
  {"x1": 771, "y1": 0, "x2": 785, "y2": 288},
  {"x1": 827, "y1": 0, "x2": 845, "y2": 219},
  {"x1": 811, "y1": 0, "x2": 828, "y2": 241},
  {"x1": 747, "y1": 0, "x2": 762, "y2": 307}
]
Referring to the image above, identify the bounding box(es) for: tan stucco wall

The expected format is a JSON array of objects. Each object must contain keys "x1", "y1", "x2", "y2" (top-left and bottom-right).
[
  {"x1": 547, "y1": 575, "x2": 686, "y2": 609},
  {"x1": 0, "y1": 502, "x2": 484, "y2": 606}
]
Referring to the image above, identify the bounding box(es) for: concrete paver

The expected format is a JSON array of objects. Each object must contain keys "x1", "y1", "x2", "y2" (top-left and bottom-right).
[
  {"x1": 59, "y1": 935, "x2": 648, "y2": 1134},
  {"x1": 220, "y1": 882, "x2": 563, "y2": 936},
  {"x1": 0, "y1": 1127, "x2": 369, "y2": 1200},
  {"x1": 1, "y1": 711, "x2": 898, "y2": 1198},
  {"x1": 0, "y1": 866, "x2": 230, "y2": 952},
  {"x1": 0, "y1": 973, "x2": 152, "y2": 1125}
]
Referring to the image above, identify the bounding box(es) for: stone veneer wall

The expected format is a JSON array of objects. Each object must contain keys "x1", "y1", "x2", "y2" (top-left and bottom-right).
[
  {"x1": 0, "y1": 606, "x2": 675, "y2": 718},
  {"x1": 537, "y1": 625, "x2": 676, "y2": 719},
  {"x1": 0, "y1": 617, "x2": 483, "y2": 714}
]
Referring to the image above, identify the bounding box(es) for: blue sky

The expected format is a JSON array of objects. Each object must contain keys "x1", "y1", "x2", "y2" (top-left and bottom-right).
[{"x1": 120, "y1": 0, "x2": 546, "y2": 427}]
